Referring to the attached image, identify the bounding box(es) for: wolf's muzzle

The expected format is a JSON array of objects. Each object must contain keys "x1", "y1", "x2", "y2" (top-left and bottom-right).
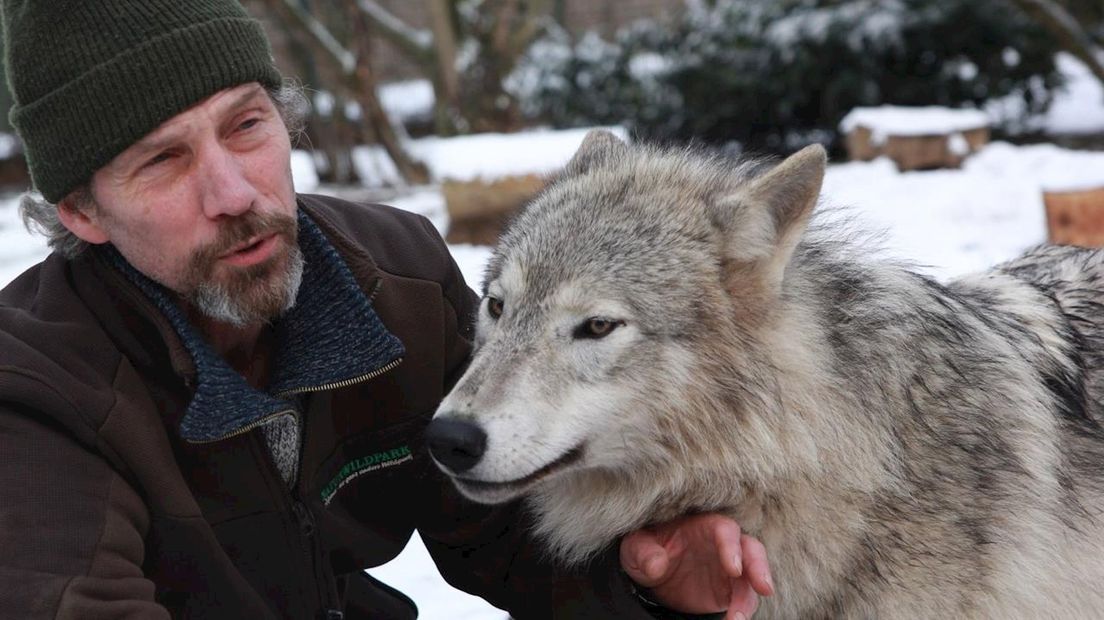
[{"x1": 425, "y1": 417, "x2": 487, "y2": 473}]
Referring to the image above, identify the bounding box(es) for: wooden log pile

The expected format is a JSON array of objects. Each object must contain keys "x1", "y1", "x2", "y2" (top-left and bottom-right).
[
  {"x1": 443, "y1": 174, "x2": 545, "y2": 246},
  {"x1": 1045, "y1": 186, "x2": 1104, "y2": 247}
]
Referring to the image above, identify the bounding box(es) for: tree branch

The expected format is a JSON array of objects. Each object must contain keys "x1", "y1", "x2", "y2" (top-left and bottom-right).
[
  {"x1": 263, "y1": 0, "x2": 429, "y2": 184},
  {"x1": 491, "y1": 0, "x2": 520, "y2": 55},
  {"x1": 1007, "y1": 0, "x2": 1104, "y2": 86},
  {"x1": 265, "y1": 0, "x2": 357, "y2": 75},
  {"x1": 354, "y1": 0, "x2": 436, "y2": 66}
]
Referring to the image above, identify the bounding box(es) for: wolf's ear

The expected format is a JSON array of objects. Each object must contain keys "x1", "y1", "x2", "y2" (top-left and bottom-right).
[
  {"x1": 564, "y1": 129, "x2": 629, "y2": 176},
  {"x1": 746, "y1": 143, "x2": 826, "y2": 241},
  {"x1": 719, "y1": 144, "x2": 826, "y2": 293}
]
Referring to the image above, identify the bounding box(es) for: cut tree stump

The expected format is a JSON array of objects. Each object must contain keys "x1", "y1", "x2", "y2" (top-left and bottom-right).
[
  {"x1": 840, "y1": 106, "x2": 990, "y2": 172},
  {"x1": 1044, "y1": 186, "x2": 1104, "y2": 248},
  {"x1": 443, "y1": 174, "x2": 546, "y2": 246}
]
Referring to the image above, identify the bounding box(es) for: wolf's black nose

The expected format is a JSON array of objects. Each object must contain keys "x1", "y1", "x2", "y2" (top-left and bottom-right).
[{"x1": 425, "y1": 417, "x2": 487, "y2": 473}]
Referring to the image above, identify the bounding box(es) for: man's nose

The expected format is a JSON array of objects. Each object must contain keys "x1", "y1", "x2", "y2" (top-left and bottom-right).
[{"x1": 199, "y1": 143, "x2": 257, "y2": 219}]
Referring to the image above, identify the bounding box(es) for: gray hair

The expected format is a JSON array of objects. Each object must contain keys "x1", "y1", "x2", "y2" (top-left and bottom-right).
[{"x1": 19, "y1": 79, "x2": 311, "y2": 259}]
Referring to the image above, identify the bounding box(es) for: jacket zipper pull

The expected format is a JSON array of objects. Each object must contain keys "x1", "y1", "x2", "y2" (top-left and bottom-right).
[
  {"x1": 292, "y1": 500, "x2": 316, "y2": 537},
  {"x1": 295, "y1": 503, "x2": 342, "y2": 620}
]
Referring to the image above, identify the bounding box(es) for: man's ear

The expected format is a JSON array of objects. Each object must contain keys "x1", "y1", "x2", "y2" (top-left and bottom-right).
[{"x1": 56, "y1": 192, "x2": 110, "y2": 244}]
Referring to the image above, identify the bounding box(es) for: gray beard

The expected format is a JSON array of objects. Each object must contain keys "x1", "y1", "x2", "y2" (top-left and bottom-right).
[{"x1": 189, "y1": 245, "x2": 305, "y2": 327}]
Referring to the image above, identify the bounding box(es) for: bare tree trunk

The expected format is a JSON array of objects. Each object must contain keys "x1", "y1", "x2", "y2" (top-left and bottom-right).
[
  {"x1": 264, "y1": 0, "x2": 428, "y2": 185},
  {"x1": 347, "y1": 5, "x2": 431, "y2": 184},
  {"x1": 460, "y1": 0, "x2": 552, "y2": 133},
  {"x1": 357, "y1": 0, "x2": 464, "y2": 136},
  {"x1": 330, "y1": 97, "x2": 362, "y2": 184},
  {"x1": 1008, "y1": 0, "x2": 1104, "y2": 86},
  {"x1": 282, "y1": 2, "x2": 361, "y2": 184},
  {"x1": 552, "y1": 0, "x2": 567, "y2": 30},
  {"x1": 268, "y1": 0, "x2": 552, "y2": 139},
  {"x1": 427, "y1": 0, "x2": 462, "y2": 135}
]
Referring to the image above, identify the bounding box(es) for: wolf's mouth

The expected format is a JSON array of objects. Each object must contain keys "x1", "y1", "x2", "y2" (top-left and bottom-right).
[{"x1": 454, "y1": 445, "x2": 585, "y2": 496}]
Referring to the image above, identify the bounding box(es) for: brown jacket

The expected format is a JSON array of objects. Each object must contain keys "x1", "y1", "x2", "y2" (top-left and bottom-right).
[{"x1": 0, "y1": 195, "x2": 651, "y2": 619}]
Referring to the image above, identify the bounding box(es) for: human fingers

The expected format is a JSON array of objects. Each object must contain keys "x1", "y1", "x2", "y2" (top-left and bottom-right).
[
  {"x1": 741, "y1": 533, "x2": 774, "y2": 596},
  {"x1": 619, "y1": 529, "x2": 671, "y2": 587},
  {"x1": 708, "y1": 515, "x2": 745, "y2": 578},
  {"x1": 725, "y1": 577, "x2": 759, "y2": 620}
]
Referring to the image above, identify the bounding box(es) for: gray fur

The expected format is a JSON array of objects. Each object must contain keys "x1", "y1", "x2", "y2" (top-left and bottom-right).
[{"x1": 432, "y1": 130, "x2": 1104, "y2": 618}]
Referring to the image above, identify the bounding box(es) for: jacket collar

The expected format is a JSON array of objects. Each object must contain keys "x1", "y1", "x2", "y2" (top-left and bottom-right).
[{"x1": 98, "y1": 207, "x2": 405, "y2": 443}]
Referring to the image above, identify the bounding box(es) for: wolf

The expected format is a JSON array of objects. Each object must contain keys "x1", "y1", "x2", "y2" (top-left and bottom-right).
[{"x1": 425, "y1": 129, "x2": 1104, "y2": 618}]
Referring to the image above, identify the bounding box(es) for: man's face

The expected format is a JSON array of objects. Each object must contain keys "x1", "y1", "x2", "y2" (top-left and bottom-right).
[{"x1": 77, "y1": 83, "x2": 301, "y2": 326}]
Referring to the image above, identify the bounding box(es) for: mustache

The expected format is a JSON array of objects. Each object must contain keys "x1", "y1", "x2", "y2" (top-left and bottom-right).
[
  {"x1": 200, "y1": 212, "x2": 296, "y2": 261},
  {"x1": 185, "y1": 211, "x2": 298, "y2": 281}
]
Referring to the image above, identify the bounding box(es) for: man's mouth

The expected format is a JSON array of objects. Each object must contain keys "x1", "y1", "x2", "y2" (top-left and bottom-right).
[
  {"x1": 452, "y1": 445, "x2": 585, "y2": 499},
  {"x1": 219, "y1": 233, "x2": 279, "y2": 267}
]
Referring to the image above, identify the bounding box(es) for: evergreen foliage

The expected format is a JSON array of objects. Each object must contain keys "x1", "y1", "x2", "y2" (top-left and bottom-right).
[{"x1": 513, "y1": 0, "x2": 1067, "y2": 152}]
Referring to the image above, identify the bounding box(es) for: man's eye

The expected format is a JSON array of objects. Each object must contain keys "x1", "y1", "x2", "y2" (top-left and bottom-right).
[
  {"x1": 144, "y1": 152, "x2": 173, "y2": 168},
  {"x1": 238, "y1": 118, "x2": 261, "y2": 132}
]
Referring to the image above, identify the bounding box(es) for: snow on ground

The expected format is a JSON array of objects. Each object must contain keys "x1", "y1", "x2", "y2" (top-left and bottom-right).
[
  {"x1": 379, "y1": 80, "x2": 437, "y2": 124},
  {"x1": 0, "y1": 195, "x2": 48, "y2": 287},
  {"x1": 0, "y1": 53, "x2": 1100, "y2": 620},
  {"x1": 821, "y1": 142, "x2": 1104, "y2": 279},
  {"x1": 351, "y1": 126, "x2": 630, "y2": 187}
]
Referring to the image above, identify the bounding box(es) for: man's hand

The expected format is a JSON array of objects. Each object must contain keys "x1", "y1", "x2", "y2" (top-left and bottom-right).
[{"x1": 620, "y1": 514, "x2": 774, "y2": 620}]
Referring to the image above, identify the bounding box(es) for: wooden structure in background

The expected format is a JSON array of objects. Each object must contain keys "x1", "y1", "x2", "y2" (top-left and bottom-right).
[
  {"x1": 443, "y1": 174, "x2": 546, "y2": 245},
  {"x1": 845, "y1": 125, "x2": 990, "y2": 171},
  {"x1": 1045, "y1": 186, "x2": 1104, "y2": 247},
  {"x1": 840, "y1": 106, "x2": 991, "y2": 172}
]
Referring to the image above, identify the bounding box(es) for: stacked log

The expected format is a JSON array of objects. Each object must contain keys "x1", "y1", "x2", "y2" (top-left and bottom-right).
[
  {"x1": 442, "y1": 174, "x2": 545, "y2": 246},
  {"x1": 1044, "y1": 186, "x2": 1104, "y2": 248}
]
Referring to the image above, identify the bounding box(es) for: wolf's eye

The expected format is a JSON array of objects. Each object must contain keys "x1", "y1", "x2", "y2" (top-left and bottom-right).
[
  {"x1": 486, "y1": 297, "x2": 504, "y2": 319},
  {"x1": 574, "y1": 318, "x2": 623, "y2": 339}
]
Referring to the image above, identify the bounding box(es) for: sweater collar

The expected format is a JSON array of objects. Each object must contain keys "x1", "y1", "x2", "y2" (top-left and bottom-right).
[{"x1": 100, "y1": 208, "x2": 405, "y2": 443}]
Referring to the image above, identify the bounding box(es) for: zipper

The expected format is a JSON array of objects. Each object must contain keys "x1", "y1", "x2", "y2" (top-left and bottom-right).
[
  {"x1": 290, "y1": 395, "x2": 343, "y2": 619},
  {"x1": 292, "y1": 500, "x2": 316, "y2": 536},
  {"x1": 186, "y1": 409, "x2": 299, "y2": 445},
  {"x1": 365, "y1": 277, "x2": 383, "y2": 303},
  {"x1": 291, "y1": 497, "x2": 340, "y2": 616},
  {"x1": 275, "y1": 357, "x2": 403, "y2": 398},
  {"x1": 185, "y1": 354, "x2": 402, "y2": 444},
  {"x1": 181, "y1": 357, "x2": 402, "y2": 444},
  {"x1": 292, "y1": 398, "x2": 327, "y2": 617}
]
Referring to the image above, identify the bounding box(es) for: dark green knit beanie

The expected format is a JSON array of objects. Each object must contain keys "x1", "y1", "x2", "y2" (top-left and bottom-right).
[{"x1": 2, "y1": 0, "x2": 282, "y2": 203}]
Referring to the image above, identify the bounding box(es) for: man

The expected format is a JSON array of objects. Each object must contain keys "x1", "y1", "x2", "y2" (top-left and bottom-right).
[{"x1": 0, "y1": 1, "x2": 770, "y2": 618}]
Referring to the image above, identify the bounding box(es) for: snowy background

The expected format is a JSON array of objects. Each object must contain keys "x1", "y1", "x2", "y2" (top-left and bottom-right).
[{"x1": 1, "y1": 54, "x2": 1102, "y2": 620}]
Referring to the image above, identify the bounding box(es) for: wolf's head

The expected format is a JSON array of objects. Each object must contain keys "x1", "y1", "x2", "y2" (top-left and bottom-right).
[{"x1": 428, "y1": 130, "x2": 826, "y2": 514}]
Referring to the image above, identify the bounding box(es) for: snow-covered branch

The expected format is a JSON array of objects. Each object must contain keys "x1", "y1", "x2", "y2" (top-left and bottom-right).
[{"x1": 1007, "y1": 0, "x2": 1104, "y2": 86}]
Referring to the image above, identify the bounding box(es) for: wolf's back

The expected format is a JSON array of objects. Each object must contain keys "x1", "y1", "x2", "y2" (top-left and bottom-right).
[{"x1": 996, "y1": 244, "x2": 1104, "y2": 424}]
